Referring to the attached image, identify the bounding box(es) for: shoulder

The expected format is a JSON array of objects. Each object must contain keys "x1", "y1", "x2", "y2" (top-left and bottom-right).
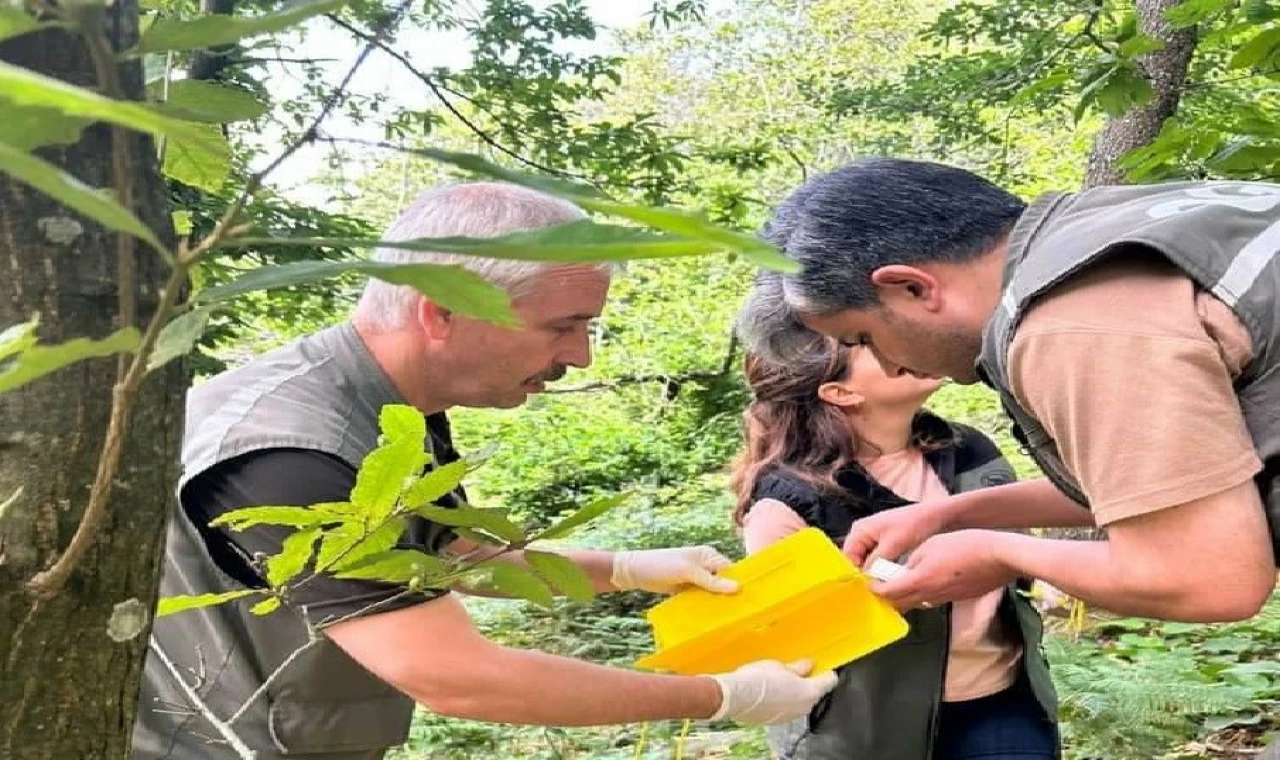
[{"x1": 750, "y1": 468, "x2": 826, "y2": 516}]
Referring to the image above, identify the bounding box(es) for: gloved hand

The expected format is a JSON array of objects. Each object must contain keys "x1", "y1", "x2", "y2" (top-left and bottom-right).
[
  {"x1": 707, "y1": 659, "x2": 839, "y2": 724},
  {"x1": 610, "y1": 546, "x2": 738, "y2": 594}
]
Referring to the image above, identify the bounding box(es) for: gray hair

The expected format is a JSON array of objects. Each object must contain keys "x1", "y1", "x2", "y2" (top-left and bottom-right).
[
  {"x1": 353, "y1": 181, "x2": 599, "y2": 331},
  {"x1": 737, "y1": 158, "x2": 1026, "y2": 362},
  {"x1": 734, "y1": 272, "x2": 822, "y2": 365}
]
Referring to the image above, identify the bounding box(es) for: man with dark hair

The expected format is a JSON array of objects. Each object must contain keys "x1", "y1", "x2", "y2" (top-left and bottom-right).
[{"x1": 739, "y1": 158, "x2": 1280, "y2": 630}]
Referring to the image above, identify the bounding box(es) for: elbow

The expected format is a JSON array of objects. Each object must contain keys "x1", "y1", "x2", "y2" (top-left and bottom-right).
[
  {"x1": 1122, "y1": 567, "x2": 1273, "y2": 623},
  {"x1": 1194, "y1": 573, "x2": 1273, "y2": 622}
]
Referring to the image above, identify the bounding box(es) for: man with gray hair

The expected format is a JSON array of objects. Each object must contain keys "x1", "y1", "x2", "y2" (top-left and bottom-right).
[
  {"x1": 133, "y1": 182, "x2": 837, "y2": 760},
  {"x1": 738, "y1": 158, "x2": 1279, "y2": 630}
]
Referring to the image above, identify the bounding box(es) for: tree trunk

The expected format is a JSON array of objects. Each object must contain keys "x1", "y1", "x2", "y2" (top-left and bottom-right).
[
  {"x1": 1084, "y1": 0, "x2": 1198, "y2": 188},
  {"x1": 0, "y1": 6, "x2": 187, "y2": 758}
]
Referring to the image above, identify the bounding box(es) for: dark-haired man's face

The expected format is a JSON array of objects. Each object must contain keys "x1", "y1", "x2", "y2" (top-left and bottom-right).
[{"x1": 802, "y1": 306, "x2": 984, "y2": 384}]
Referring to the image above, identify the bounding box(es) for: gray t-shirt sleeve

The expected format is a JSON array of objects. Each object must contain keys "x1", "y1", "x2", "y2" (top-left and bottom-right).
[{"x1": 182, "y1": 447, "x2": 450, "y2": 624}]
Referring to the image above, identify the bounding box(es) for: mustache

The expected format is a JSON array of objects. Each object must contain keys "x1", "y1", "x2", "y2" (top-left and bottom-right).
[{"x1": 531, "y1": 365, "x2": 568, "y2": 384}]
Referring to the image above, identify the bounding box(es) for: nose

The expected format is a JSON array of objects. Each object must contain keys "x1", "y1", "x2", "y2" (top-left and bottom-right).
[{"x1": 560, "y1": 329, "x2": 592, "y2": 369}]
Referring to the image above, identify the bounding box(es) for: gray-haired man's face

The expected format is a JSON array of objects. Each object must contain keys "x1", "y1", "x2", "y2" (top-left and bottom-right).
[{"x1": 439, "y1": 266, "x2": 610, "y2": 409}]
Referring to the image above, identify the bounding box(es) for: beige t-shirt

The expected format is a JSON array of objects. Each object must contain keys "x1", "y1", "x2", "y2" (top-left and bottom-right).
[
  {"x1": 743, "y1": 448, "x2": 1022, "y2": 702},
  {"x1": 1007, "y1": 252, "x2": 1261, "y2": 526}
]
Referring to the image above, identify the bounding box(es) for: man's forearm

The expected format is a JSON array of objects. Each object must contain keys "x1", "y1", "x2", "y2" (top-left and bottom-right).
[
  {"x1": 412, "y1": 644, "x2": 721, "y2": 725},
  {"x1": 942, "y1": 479, "x2": 1095, "y2": 531},
  {"x1": 990, "y1": 532, "x2": 1224, "y2": 622}
]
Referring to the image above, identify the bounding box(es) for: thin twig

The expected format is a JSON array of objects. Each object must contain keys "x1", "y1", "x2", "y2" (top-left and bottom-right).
[
  {"x1": 224, "y1": 642, "x2": 312, "y2": 727},
  {"x1": 324, "y1": 13, "x2": 592, "y2": 183},
  {"x1": 149, "y1": 637, "x2": 256, "y2": 760}
]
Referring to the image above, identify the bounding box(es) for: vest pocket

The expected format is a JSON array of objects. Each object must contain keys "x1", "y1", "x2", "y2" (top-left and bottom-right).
[{"x1": 268, "y1": 694, "x2": 414, "y2": 754}]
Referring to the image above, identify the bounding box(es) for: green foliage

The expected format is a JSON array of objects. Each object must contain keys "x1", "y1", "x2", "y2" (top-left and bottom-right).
[
  {"x1": 0, "y1": 322, "x2": 141, "y2": 394},
  {"x1": 131, "y1": 0, "x2": 349, "y2": 54},
  {"x1": 1049, "y1": 603, "x2": 1280, "y2": 759},
  {"x1": 0, "y1": 140, "x2": 165, "y2": 252},
  {"x1": 156, "y1": 589, "x2": 262, "y2": 617},
  {"x1": 162, "y1": 404, "x2": 617, "y2": 616},
  {"x1": 193, "y1": 259, "x2": 519, "y2": 327},
  {"x1": 148, "y1": 80, "x2": 269, "y2": 123}
]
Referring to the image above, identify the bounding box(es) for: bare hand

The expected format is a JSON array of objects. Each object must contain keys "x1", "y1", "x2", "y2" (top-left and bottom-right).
[
  {"x1": 870, "y1": 530, "x2": 1018, "y2": 611},
  {"x1": 842, "y1": 500, "x2": 950, "y2": 569}
]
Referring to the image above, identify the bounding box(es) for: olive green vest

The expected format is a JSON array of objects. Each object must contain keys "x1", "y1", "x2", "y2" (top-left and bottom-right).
[
  {"x1": 131, "y1": 323, "x2": 450, "y2": 759},
  {"x1": 978, "y1": 181, "x2": 1280, "y2": 561}
]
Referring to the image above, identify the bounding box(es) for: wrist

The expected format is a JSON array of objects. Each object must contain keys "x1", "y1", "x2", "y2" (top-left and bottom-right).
[
  {"x1": 698, "y1": 675, "x2": 728, "y2": 720},
  {"x1": 928, "y1": 495, "x2": 965, "y2": 532},
  {"x1": 987, "y1": 531, "x2": 1028, "y2": 579}
]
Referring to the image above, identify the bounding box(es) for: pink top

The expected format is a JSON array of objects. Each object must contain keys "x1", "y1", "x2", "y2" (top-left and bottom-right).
[{"x1": 742, "y1": 448, "x2": 1022, "y2": 702}]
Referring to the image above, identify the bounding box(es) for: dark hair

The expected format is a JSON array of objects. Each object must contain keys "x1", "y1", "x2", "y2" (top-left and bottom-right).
[
  {"x1": 764, "y1": 157, "x2": 1026, "y2": 313},
  {"x1": 728, "y1": 334, "x2": 944, "y2": 525}
]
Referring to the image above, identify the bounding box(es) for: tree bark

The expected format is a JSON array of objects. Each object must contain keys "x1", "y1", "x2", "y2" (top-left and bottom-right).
[
  {"x1": 1083, "y1": 0, "x2": 1198, "y2": 187},
  {"x1": 0, "y1": 5, "x2": 187, "y2": 758}
]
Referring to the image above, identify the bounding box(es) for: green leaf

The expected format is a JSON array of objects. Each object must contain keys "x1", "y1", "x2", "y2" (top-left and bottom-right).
[
  {"x1": 486, "y1": 563, "x2": 555, "y2": 608},
  {"x1": 265, "y1": 527, "x2": 320, "y2": 586},
  {"x1": 0, "y1": 8, "x2": 38, "y2": 42},
  {"x1": 148, "y1": 80, "x2": 268, "y2": 123},
  {"x1": 333, "y1": 549, "x2": 450, "y2": 583},
  {"x1": 210, "y1": 505, "x2": 329, "y2": 530},
  {"x1": 1229, "y1": 27, "x2": 1280, "y2": 70},
  {"x1": 389, "y1": 147, "x2": 797, "y2": 273},
  {"x1": 133, "y1": 0, "x2": 349, "y2": 54},
  {"x1": 1243, "y1": 0, "x2": 1280, "y2": 23},
  {"x1": 524, "y1": 550, "x2": 595, "y2": 602},
  {"x1": 225, "y1": 220, "x2": 727, "y2": 263},
  {"x1": 172, "y1": 209, "x2": 193, "y2": 235},
  {"x1": 379, "y1": 403, "x2": 427, "y2": 444},
  {"x1": 1009, "y1": 71, "x2": 1071, "y2": 106},
  {"x1": 417, "y1": 504, "x2": 525, "y2": 545},
  {"x1": 350, "y1": 436, "x2": 428, "y2": 518},
  {"x1": 0, "y1": 102, "x2": 88, "y2": 151},
  {"x1": 251, "y1": 596, "x2": 282, "y2": 615},
  {"x1": 0, "y1": 140, "x2": 164, "y2": 253},
  {"x1": 532, "y1": 493, "x2": 628, "y2": 541},
  {"x1": 156, "y1": 589, "x2": 258, "y2": 617},
  {"x1": 163, "y1": 121, "x2": 230, "y2": 192},
  {"x1": 1118, "y1": 34, "x2": 1165, "y2": 58},
  {"x1": 147, "y1": 305, "x2": 218, "y2": 373},
  {"x1": 0, "y1": 317, "x2": 38, "y2": 362},
  {"x1": 576, "y1": 198, "x2": 797, "y2": 272},
  {"x1": 1163, "y1": 0, "x2": 1230, "y2": 28},
  {"x1": 0, "y1": 60, "x2": 219, "y2": 154},
  {"x1": 320, "y1": 517, "x2": 406, "y2": 572},
  {"x1": 0, "y1": 326, "x2": 140, "y2": 394},
  {"x1": 193, "y1": 260, "x2": 518, "y2": 328},
  {"x1": 1095, "y1": 67, "x2": 1154, "y2": 118},
  {"x1": 403, "y1": 461, "x2": 468, "y2": 509}
]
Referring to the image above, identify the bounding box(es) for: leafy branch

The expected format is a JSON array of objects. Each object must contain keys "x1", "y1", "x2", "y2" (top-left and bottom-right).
[
  {"x1": 159, "y1": 404, "x2": 627, "y2": 620},
  {"x1": 24, "y1": 0, "x2": 413, "y2": 599}
]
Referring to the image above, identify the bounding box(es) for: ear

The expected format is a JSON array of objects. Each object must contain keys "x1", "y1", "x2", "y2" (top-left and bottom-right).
[
  {"x1": 869, "y1": 265, "x2": 942, "y2": 312},
  {"x1": 416, "y1": 298, "x2": 453, "y2": 341},
  {"x1": 818, "y1": 380, "x2": 863, "y2": 411}
]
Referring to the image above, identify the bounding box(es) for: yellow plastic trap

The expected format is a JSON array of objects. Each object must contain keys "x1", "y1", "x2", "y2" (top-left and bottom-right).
[{"x1": 635, "y1": 527, "x2": 909, "y2": 675}]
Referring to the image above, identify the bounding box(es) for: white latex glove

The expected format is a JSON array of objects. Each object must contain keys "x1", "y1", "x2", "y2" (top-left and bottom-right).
[
  {"x1": 707, "y1": 659, "x2": 839, "y2": 724},
  {"x1": 610, "y1": 546, "x2": 738, "y2": 594}
]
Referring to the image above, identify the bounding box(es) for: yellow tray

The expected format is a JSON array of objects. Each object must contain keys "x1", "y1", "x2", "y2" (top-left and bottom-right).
[{"x1": 635, "y1": 527, "x2": 909, "y2": 675}]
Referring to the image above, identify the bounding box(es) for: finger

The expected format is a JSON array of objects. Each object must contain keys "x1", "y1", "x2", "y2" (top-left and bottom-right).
[
  {"x1": 689, "y1": 568, "x2": 739, "y2": 594},
  {"x1": 784, "y1": 659, "x2": 814, "y2": 676},
  {"x1": 808, "y1": 670, "x2": 839, "y2": 694},
  {"x1": 698, "y1": 547, "x2": 733, "y2": 573},
  {"x1": 841, "y1": 529, "x2": 876, "y2": 567}
]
